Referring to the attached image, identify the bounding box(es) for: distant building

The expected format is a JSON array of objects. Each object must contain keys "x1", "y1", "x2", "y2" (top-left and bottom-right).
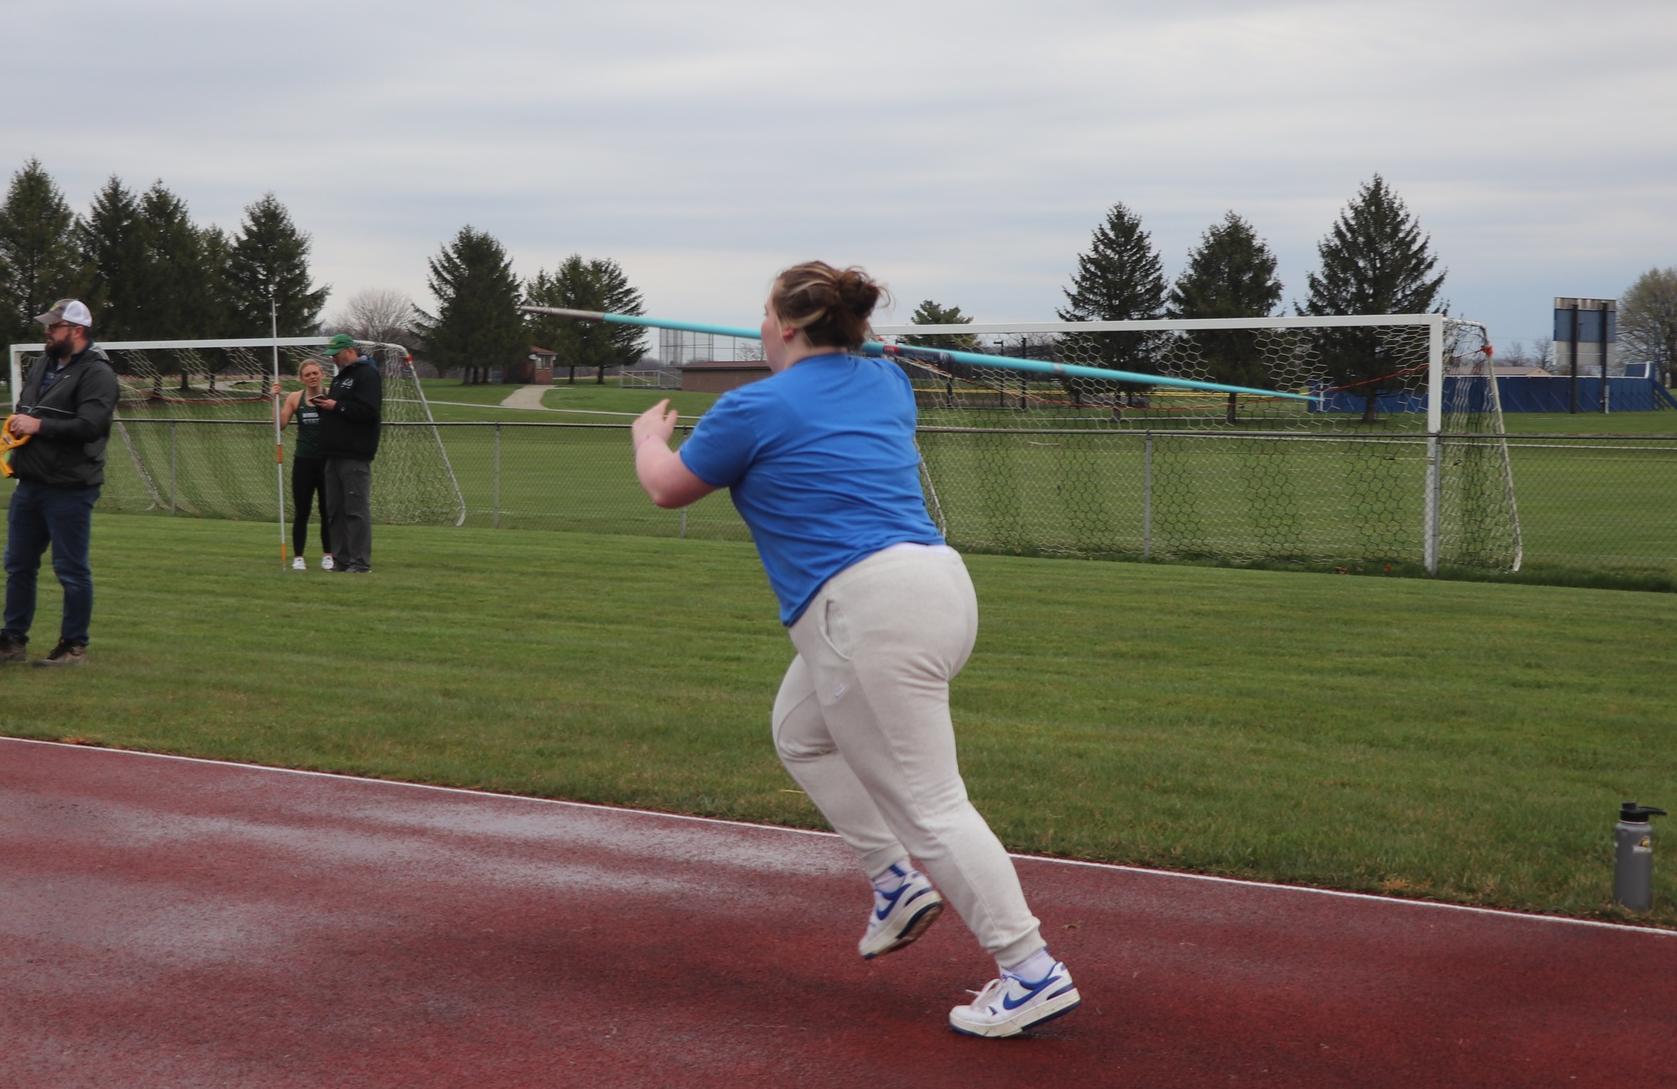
[
  {"x1": 1447, "y1": 362, "x2": 1551, "y2": 378},
  {"x1": 505, "y1": 346, "x2": 556, "y2": 385},
  {"x1": 678, "y1": 359, "x2": 771, "y2": 393}
]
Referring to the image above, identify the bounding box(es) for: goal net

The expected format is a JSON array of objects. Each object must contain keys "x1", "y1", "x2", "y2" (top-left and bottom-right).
[
  {"x1": 855, "y1": 314, "x2": 1521, "y2": 573},
  {"x1": 7, "y1": 337, "x2": 466, "y2": 527}
]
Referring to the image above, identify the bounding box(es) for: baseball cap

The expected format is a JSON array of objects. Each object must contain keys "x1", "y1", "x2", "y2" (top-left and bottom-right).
[
  {"x1": 34, "y1": 299, "x2": 93, "y2": 328},
  {"x1": 323, "y1": 333, "x2": 358, "y2": 354}
]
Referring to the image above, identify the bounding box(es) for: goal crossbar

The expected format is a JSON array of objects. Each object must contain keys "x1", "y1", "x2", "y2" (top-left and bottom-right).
[
  {"x1": 874, "y1": 314, "x2": 1453, "y2": 336},
  {"x1": 7, "y1": 336, "x2": 466, "y2": 532}
]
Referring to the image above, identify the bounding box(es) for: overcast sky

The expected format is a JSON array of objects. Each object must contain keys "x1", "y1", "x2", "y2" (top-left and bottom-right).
[{"x1": 8, "y1": 0, "x2": 1675, "y2": 353}]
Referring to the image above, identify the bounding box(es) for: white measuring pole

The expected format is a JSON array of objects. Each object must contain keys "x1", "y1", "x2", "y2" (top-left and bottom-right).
[{"x1": 270, "y1": 289, "x2": 286, "y2": 570}]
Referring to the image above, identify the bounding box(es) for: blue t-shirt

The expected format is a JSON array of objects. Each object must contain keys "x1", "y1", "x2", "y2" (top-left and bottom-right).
[{"x1": 678, "y1": 352, "x2": 943, "y2": 625}]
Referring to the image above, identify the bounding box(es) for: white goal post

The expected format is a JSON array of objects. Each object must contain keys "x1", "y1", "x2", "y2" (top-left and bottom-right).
[
  {"x1": 875, "y1": 313, "x2": 1521, "y2": 574},
  {"x1": 7, "y1": 336, "x2": 466, "y2": 530},
  {"x1": 654, "y1": 312, "x2": 1520, "y2": 574},
  {"x1": 875, "y1": 314, "x2": 1457, "y2": 431}
]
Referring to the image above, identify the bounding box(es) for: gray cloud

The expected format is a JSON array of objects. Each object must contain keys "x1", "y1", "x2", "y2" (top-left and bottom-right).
[{"x1": 6, "y1": 0, "x2": 1674, "y2": 348}]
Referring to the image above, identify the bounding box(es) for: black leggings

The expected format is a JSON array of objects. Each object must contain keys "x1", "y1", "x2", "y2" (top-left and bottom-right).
[{"x1": 292, "y1": 456, "x2": 331, "y2": 556}]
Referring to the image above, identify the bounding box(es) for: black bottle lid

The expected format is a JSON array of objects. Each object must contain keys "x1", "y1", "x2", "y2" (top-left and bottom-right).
[{"x1": 1620, "y1": 801, "x2": 1668, "y2": 823}]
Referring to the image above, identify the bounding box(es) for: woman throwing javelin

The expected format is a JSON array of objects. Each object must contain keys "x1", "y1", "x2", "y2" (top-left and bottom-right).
[{"x1": 629, "y1": 261, "x2": 1079, "y2": 1038}]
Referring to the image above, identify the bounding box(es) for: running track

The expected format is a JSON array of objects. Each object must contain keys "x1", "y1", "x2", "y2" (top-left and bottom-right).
[{"x1": 4, "y1": 738, "x2": 1674, "y2": 1088}]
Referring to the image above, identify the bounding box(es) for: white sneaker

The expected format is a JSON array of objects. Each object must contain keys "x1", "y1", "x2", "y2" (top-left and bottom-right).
[
  {"x1": 291, "y1": 556, "x2": 307, "y2": 571},
  {"x1": 320, "y1": 555, "x2": 335, "y2": 571},
  {"x1": 858, "y1": 868, "x2": 943, "y2": 959},
  {"x1": 948, "y1": 962, "x2": 1081, "y2": 1038}
]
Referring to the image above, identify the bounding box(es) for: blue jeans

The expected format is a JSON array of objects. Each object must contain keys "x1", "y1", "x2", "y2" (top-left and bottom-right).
[{"x1": 4, "y1": 480, "x2": 102, "y2": 645}]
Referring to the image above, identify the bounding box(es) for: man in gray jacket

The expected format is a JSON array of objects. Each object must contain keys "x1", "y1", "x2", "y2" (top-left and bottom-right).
[{"x1": 0, "y1": 299, "x2": 120, "y2": 666}]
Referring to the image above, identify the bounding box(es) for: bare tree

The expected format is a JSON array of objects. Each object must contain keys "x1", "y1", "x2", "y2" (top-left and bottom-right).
[
  {"x1": 327, "y1": 287, "x2": 418, "y2": 349},
  {"x1": 1491, "y1": 337, "x2": 1555, "y2": 374},
  {"x1": 1619, "y1": 267, "x2": 1677, "y2": 387}
]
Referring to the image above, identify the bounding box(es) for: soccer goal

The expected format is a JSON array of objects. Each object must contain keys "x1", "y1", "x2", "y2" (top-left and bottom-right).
[
  {"x1": 866, "y1": 313, "x2": 1522, "y2": 574},
  {"x1": 7, "y1": 337, "x2": 466, "y2": 528}
]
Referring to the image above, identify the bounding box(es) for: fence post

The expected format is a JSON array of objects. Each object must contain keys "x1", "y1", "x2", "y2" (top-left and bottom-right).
[
  {"x1": 492, "y1": 423, "x2": 502, "y2": 530},
  {"x1": 1425, "y1": 317, "x2": 1444, "y2": 573},
  {"x1": 1143, "y1": 431, "x2": 1153, "y2": 560},
  {"x1": 169, "y1": 419, "x2": 177, "y2": 515},
  {"x1": 677, "y1": 426, "x2": 689, "y2": 538}
]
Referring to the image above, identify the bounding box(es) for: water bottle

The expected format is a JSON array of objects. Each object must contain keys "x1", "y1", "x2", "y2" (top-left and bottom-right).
[{"x1": 1613, "y1": 801, "x2": 1667, "y2": 911}]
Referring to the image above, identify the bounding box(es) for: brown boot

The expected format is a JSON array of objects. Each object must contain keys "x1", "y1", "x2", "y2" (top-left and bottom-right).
[
  {"x1": 0, "y1": 633, "x2": 26, "y2": 664},
  {"x1": 33, "y1": 639, "x2": 88, "y2": 667}
]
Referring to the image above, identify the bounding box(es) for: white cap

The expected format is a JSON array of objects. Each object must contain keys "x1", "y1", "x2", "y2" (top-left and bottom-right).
[{"x1": 34, "y1": 299, "x2": 93, "y2": 328}]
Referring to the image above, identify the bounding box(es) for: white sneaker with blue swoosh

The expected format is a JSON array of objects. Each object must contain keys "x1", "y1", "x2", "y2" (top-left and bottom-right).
[
  {"x1": 948, "y1": 962, "x2": 1081, "y2": 1037},
  {"x1": 858, "y1": 868, "x2": 944, "y2": 959}
]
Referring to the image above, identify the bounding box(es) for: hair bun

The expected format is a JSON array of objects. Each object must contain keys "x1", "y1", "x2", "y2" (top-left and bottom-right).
[
  {"x1": 772, "y1": 261, "x2": 890, "y2": 350},
  {"x1": 836, "y1": 267, "x2": 882, "y2": 315}
]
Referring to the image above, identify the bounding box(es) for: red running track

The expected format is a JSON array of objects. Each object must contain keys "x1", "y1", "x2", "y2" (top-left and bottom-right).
[{"x1": 3, "y1": 737, "x2": 1675, "y2": 1088}]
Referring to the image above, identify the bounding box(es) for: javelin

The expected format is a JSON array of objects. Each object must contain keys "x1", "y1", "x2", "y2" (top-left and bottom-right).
[{"x1": 520, "y1": 306, "x2": 1316, "y2": 402}]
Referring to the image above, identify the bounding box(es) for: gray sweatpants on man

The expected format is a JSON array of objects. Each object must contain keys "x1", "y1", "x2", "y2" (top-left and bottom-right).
[
  {"x1": 773, "y1": 544, "x2": 1047, "y2": 970},
  {"x1": 324, "y1": 458, "x2": 373, "y2": 571}
]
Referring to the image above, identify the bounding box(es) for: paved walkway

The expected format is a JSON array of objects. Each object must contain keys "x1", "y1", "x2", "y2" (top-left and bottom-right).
[
  {"x1": 5, "y1": 737, "x2": 1676, "y2": 1089},
  {"x1": 497, "y1": 384, "x2": 551, "y2": 410}
]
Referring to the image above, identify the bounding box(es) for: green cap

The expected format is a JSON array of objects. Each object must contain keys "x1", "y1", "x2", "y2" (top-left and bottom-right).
[{"x1": 323, "y1": 333, "x2": 357, "y2": 354}]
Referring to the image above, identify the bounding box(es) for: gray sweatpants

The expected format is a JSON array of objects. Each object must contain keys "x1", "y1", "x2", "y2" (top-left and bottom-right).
[
  {"x1": 773, "y1": 545, "x2": 1046, "y2": 969},
  {"x1": 324, "y1": 458, "x2": 373, "y2": 571}
]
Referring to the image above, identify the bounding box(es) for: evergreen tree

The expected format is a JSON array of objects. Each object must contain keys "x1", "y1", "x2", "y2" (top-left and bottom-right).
[
  {"x1": 525, "y1": 255, "x2": 646, "y2": 384},
  {"x1": 223, "y1": 193, "x2": 328, "y2": 337},
  {"x1": 1058, "y1": 202, "x2": 1167, "y2": 374},
  {"x1": 199, "y1": 225, "x2": 234, "y2": 339},
  {"x1": 74, "y1": 175, "x2": 146, "y2": 340},
  {"x1": 131, "y1": 182, "x2": 216, "y2": 345},
  {"x1": 1299, "y1": 174, "x2": 1447, "y2": 421},
  {"x1": 901, "y1": 299, "x2": 980, "y2": 352},
  {"x1": 1168, "y1": 211, "x2": 1284, "y2": 422},
  {"x1": 0, "y1": 158, "x2": 82, "y2": 344},
  {"x1": 415, "y1": 226, "x2": 525, "y2": 384}
]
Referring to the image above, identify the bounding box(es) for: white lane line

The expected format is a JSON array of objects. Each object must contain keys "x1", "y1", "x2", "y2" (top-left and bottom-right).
[{"x1": 6, "y1": 735, "x2": 1673, "y2": 939}]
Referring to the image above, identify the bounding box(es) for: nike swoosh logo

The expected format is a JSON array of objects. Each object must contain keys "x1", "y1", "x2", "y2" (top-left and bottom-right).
[
  {"x1": 873, "y1": 882, "x2": 911, "y2": 920},
  {"x1": 1001, "y1": 974, "x2": 1065, "y2": 1011}
]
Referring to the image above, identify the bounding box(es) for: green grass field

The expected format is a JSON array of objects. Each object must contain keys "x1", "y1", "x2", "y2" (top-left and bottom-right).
[
  {"x1": 71, "y1": 379, "x2": 1677, "y2": 585},
  {"x1": 3, "y1": 514, "x2": 1673, "y2": 928},
  {"x1": 1502, "y1": 411, "x2": 1677, "y2": 436},
  {"x1": 437, "y1": 393, "x2": 1676, "y2": 584},
  {"x1": 418, "y1": 378, "x2": 720, "y2": 423},
  {"x1": 418, "y1": 377, "x2": 1675, "y2": 435}
]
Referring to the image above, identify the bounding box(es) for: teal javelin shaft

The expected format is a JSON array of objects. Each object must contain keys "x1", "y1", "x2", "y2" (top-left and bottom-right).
[{"x1": 519, "y1": 306, "x2": 1315, "y2": 402}]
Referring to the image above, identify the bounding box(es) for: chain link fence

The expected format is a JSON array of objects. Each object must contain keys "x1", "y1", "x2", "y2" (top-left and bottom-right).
[
  {"x1": 1500, "y1": 435, "x2": 1677, "y2": 579},
  {"x1": 39, "y1": 418, "x2": 1671, "y2": 585},
  {"x1": 914, "y1": 427, "x2": 1673, "y2": 580}
]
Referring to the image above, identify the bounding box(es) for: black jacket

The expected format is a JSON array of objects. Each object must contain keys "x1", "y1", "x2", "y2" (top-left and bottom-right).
[
  {"x1": 318, "y1": 356, "x2": 383, "y2": 461},
  {"x1": 12, "y1": 345, "x2": 120, "y2": 487}
]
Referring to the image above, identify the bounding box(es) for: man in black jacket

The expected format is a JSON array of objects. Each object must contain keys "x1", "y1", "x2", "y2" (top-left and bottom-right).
[
  {"x1": 314, "y1": 334, "x2": 381, "y2": 573},
  {"x1": 1, "y1": 299, "x2": 120, "y2": 666}
]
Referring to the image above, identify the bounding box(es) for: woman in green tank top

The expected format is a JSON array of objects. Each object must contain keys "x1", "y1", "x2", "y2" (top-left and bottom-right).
[{"x1": 276, "y1": 359, "x2": 334, "y2": 570}]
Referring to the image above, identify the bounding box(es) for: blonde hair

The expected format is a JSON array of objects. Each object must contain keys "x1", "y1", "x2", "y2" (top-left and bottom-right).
[{"x1": 770, "y1": 261, "x2": 888, "y2": 350}]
